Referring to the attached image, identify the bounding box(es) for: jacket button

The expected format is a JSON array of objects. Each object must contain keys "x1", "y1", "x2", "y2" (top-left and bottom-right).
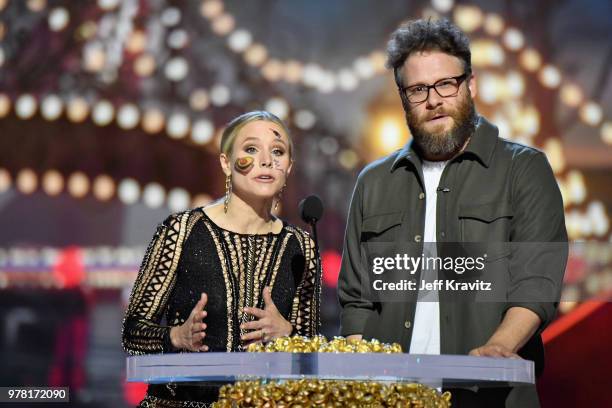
[
  {"x1": 404, "y1": 320, "x2": 411, "y2": 329},
  {"x1": 418, "y1": 192, "x2": 425, "y2": 200},
  {"x1": 414, "y1": 235, "x2": 422, "y2": 242}
]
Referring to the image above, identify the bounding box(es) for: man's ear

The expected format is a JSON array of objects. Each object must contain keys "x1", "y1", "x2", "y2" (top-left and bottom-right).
[
  {"x1": 468, "y1": 73, "x2": 477, "y2": 98},
  {"x1": 220, "y1": 153, "x2": 231, "y2": 177}
]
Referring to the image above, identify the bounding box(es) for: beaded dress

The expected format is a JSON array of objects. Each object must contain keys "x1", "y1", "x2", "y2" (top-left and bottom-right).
[{"x1": 122, "y1": 208, "x2": 321, "y2": 407}]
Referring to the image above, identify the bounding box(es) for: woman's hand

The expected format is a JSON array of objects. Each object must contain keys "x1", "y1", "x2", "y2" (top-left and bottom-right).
[
  {"x1": 170, "y1": 293, "x2": 209, "y2": 352},
  {"x1": 241, "y1": 287, "x2": 293, "y2": 343}
]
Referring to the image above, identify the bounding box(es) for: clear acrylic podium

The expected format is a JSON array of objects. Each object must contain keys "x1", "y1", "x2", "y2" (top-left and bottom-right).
[{"x1": 127, "y1": 353, "x2": 534, "y2": 388}]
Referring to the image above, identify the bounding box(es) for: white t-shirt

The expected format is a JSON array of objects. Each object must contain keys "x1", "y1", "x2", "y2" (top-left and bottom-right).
[{"x1": 409, "y1": 159, "x2": 448, "y2": 355}]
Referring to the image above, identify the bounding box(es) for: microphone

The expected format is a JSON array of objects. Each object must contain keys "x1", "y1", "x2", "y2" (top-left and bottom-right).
[
  {"x1": 298, "y1": 194, "x2": 324, "y2": 332},
  {"x1": 299, "y1": 194, "x2": 324, "y2": 225}
]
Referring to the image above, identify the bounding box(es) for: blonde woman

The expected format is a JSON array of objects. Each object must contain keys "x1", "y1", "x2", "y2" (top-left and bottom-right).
[{"x1": 122, "y1": 111, "x2": 321, "y2": 407}]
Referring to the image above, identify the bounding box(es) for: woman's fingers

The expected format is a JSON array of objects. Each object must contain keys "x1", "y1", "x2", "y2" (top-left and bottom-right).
[
  {"x1": 190, "y1": 293, "x2": 208, "y2": 320},
  {"x1": 240, "y1": 320, "x2": 264, "y2": 331},
  {"x1": 262, "y1": 287, "x2": 277, "y2": 311},
  {"x1": 241, "y1": 329, "x2": 265, "y2": 342},
  {"x1": 243, "y1": 307, "x2": 266, "y2": 319},
  {"x1": 191, "y1": 322, "x2": 207, "y2": 333}
]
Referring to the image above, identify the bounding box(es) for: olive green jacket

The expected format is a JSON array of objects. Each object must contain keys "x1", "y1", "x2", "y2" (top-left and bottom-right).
[{"x1": 338, "y1": 116, "x2": 568, "y2": 407}]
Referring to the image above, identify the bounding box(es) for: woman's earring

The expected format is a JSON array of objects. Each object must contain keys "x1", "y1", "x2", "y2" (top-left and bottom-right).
[
  {"x1": 274, "y1": 184, "x2": 286, "y2": 211},
  {"x1": 224, "y1": 174, "x2": 232, "y2": 213}
]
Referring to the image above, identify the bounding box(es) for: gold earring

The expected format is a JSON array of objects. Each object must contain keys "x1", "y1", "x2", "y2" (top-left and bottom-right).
[
  {"x1": 274, "y1": 184, "x2": 286, "y2": 211},
  {"x1": 224, "y1": 174, "x2": 232, "y2": 213}
]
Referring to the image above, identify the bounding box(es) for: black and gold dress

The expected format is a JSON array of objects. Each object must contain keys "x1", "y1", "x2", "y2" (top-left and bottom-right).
[{"x1": 122, "y1": 208, "x2": 321, "y2": 407}]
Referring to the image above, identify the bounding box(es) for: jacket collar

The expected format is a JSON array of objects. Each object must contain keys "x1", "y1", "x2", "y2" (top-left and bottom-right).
[{"x1": 390, "y1": 115, "x2": 498, "y2": 172}]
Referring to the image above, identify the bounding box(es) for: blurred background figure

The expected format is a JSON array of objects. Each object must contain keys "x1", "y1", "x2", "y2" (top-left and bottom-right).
[{"x1": 0, "y1": 0, "x2": 610, "y2": 406}]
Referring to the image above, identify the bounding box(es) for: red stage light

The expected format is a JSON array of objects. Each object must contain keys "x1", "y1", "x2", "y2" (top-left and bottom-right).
[
  {"x1": 123, "y1": 378, "x2": 147, "y2": 406},
  {"x1": 53, "y1": 246, "x2": 85, "y2": 288},
  {"x1": 321, "y1": 250, "x2": 342, "y2": 287}
]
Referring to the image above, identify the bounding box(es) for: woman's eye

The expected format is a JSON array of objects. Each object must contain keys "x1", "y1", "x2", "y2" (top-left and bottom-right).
[
  {"x1": 272, "y1": 149, "x2": 285, "y2": 156},
  {"x1": 245, "y1": 146, "x2": 257, "y2": 154}
]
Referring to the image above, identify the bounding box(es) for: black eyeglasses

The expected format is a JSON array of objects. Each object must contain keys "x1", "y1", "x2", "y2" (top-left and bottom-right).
[{"x1": 401, "y1": 73, "x2": 469, "y2": 104}]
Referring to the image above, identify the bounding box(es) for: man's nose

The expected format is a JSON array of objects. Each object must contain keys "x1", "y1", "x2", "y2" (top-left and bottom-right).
[{"x1": 426, "y1": 88, "x2": 443, "y2": 109}]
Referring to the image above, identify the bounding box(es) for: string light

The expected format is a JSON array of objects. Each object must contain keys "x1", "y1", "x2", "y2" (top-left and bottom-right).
[
  {"x1": 42, "y1": 170, "x2": 64, "y2": 196},
  {"x1": 191, "y1": 119, "x2": 215, "y2": 144},
  {"x1": 166, "y1": 113, "x2": 190, "y2": 139},
  {"x1": 189, "y1": 89, "x2": 210, "y2": 111},
  {"x1": 133, "y1": 53, "x2": 156, "y2": 77},
  {"x1": 15, "y1": 94, "x2": 37, "y2": 119},
  {"x1": 294, "y1": 110, "x2": 316, "y2": 130},
  {"x1": 41, "y1": 94, "x2": 63, "y2": 120},
  {"x1": 167, "y1": 29, "x2": 189, "y2": 50},
  {"x1": 164, "y1": 57, "x2": 189, "y2": 81},
  {"x1": 97, "y1": 0, "x2": 120, "y2": 11},
  {"x1": 143, "y1": 182, "x2": 166, "y2": 208},
  {"x1": 200, "y1": 0, "x2": 387, "y2": 92},
  {"x1": 67, "y1": 97, "x2": 90, "y2": 122},
  {"x1": 338, "y1": 149, "x2": 359, "y2": 170},
  {"x1": 265, "y1": 97, "x2": 289, "y2": 120},
  {"x1": 26, "y1": 0, "x2": 46, "y2": 13},
  {"x1": 453, "y1": 5, "x2": 483, "y2": 32},
  {"x1": 0, "y1": 93, "x2": 10, "y2": 117},
  {"x1": 560, "y1": 83, "x2": 583, "y2": 108},
  {"x1": 579, "y1": 102, "x2": 603, "y2": 126},
  {"x1": 48, "y1": 7, "x2": 70, "y2": 32},
  {"x1": 167, "y1": 188, "x2": 190, "y2": 212},
  {"x1": 93, "y1": 175, "x2": 115, "y2": 201},
  {"x1": 0, "y1": 168, "x2": 12, "y2": 193},
  {"x1": 116, "y1": 103, "x2": 140, "y2": 129},
  {"x1": 16, "y1": 169, "x2": 37, "y2": 195},
  {"x1": 67, "y1": 172, "x2": 90, "y2": 198},
  {"x1": 126, "y1": 30, "x2": 147, "y2": 53},
  {"x1": 502, "y1": 28, "x2": 525, "y2": 51},
  {"x1": 539, "y1": 65, "x2": 562, "y2": 89},
  {"x1": 519, "y1": 48, "x2": 542, "y2": 72},
  {"x1": 483, "y1": 13, "x2": 504, "y2": 36},
  {"x1": 601, "y1": 122, "x2": 612, "y2": 145},
  {"x1": 209, "y1": 84, "x2": 230, "y2": 106},
  {"x1": 142, "y1": 108, "x2": 165, "y2": 134},
  {"x1": 118, "y1": 178, "x2": 140, "y2": 204},
  {"x1": 83, "y1": 41, "x2": 106, "y2": 72},
  {"x1": 92, "y1": 100, "x2": 115, "y2": 126}
]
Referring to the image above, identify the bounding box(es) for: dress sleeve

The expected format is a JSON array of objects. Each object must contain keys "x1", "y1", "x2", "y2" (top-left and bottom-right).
[
  {"x1": 121, "y1": 212, "x2": 188, "y2": 355},
  {"x1": 289, "y1": 233, "x2": 322, "y2": 337}
]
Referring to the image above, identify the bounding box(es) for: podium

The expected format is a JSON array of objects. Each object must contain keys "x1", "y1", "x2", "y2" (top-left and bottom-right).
[{"x1": 127, "y1": 352, "x2": 534, "y2": 389}]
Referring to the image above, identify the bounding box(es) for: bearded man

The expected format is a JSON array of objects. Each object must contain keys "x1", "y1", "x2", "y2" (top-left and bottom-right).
[{"x1": 337, "y1": 19, "x2": 567, "y2": 408}]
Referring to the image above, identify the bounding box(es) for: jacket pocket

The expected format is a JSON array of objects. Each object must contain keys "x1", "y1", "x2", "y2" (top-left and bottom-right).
[
  {"x1": 459, "y1": 201, "x2": 513, "y2": 260},
  {"x1": 361, "y1": 212, "x2": 403, "y2": 242}
]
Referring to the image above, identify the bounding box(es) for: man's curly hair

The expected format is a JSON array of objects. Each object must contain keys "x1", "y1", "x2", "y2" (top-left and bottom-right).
[{"x1": 386, "y1": 19, "x2": 472, "y2": 89}]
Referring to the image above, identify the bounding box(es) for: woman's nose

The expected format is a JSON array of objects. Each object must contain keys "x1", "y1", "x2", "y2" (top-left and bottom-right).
[{"x1": 260, "y1": 152, "x2": 273, "y2": 167}]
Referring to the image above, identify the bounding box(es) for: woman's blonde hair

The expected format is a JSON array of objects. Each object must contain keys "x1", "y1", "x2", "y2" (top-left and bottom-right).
[{"x1": 220, "y1": 111, "x2": 294, "y2": 158}]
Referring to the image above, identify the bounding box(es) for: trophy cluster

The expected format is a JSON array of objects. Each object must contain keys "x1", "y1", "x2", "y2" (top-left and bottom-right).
[
  {"x1": 246, "y1": 335, "x2": 403, "y2": 353},
  {"x1": 213, "y1": 379, "x2": 451, "y2": 407}
]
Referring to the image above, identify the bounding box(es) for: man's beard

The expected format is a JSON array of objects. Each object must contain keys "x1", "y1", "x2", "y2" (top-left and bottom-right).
[{"x1": 405, "y1": 95, "x2": 477, "y2": 160}]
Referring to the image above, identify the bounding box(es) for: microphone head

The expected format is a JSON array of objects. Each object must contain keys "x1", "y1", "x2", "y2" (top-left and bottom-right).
[{"x1": 299, "y1": 195, "x2": 324, "y2": 224}]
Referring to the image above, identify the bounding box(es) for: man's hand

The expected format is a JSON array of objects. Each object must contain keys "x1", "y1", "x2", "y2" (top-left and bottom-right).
[
  {"x1": 469, "y1": 343, "x2": 521, "y2": 358},
  {"x1": 241, "y1": 287, "x2": 293, "y2": 343},
  {"x1": 170, "y1": 293, "x2": 208, "y2": 352},
  {"x1": 469, "y1": 306, "x2": 541, "y2": 359}
]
